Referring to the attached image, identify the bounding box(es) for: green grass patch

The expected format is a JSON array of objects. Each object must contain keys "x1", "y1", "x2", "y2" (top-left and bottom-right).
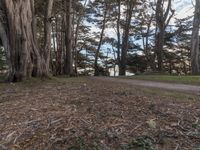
[
  {"x1": 0, "y1": 76, "x2": 87, "y2": 90},
  {"x1": 133, "y1": 86, "x2": 199, "y2": 101},
  {"x1": 22, "y1": 76, "x2": 86, "y2": 86},
  {"x1": 68, "y1": 138, "x2": 103, "y2": 150},
  {"x1": 123, "y1": 75, "x2": 200, "y2": 85},
  {"x1": 121, "y1": 137, "x2": 155, "y2": 150}
]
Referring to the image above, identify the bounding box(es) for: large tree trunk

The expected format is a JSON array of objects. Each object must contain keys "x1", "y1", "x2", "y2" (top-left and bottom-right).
[
  {"x1": 155, "y1": 0, "x2": 174, "y2": 72},
  {"x1": 64, "y1": 0, "x2": 73, "y2": 76},
  {"x1": 191, "y1": 0, "x2": 200, "y2": 75},
  {"x1": 43, "y1": 0, "x2": 54, "y2": 75},
  {"x1": 119, "y1": 0, "x2": 133, "y2": 76},
  {"x1": 0, "y1": 0, "x2": 50, "y2": 82},
  {"x1": 4, "y1": 0, "x2": 39, "y2": 81},
  {"x1": 54, "y1": 15, "x2": 63, "y2": 75}
]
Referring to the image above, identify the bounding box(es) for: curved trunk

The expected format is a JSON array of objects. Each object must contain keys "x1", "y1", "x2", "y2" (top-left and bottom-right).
[{"x1": 2, "y1": 0, "x2": 47, "y2": 81}]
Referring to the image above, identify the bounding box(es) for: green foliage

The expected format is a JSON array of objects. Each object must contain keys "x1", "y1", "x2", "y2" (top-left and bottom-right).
[
  {"x1": 69, "y1": 137, "x2": 156, "y2": 150},
  {"x1": 192, "y1": 122, "x2": 200, "y2": 129},
  {"x1": 195, "y1": 147, "x2": 200, "y2": 150},
  {"x1": 68, "y1": 138, "x2": 103, "y2": 150},
  {"x1": 190, "y1": 122, "x2": 200, "y2": 138},
  {"x1": 113, "y1": 89, "x2": 133, "y2": 97},
  {"x1": 122, "y1": 137, "x2": 155, "y2": 150},
  {"x1": 125, "y1": 75, "x2": 200, "y2": 85},
  {"x1": 127, "y1": 54, "x2": 148, "y2": 74}
]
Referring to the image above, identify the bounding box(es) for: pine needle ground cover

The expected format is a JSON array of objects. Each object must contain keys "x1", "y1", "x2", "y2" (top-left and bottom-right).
[{"x1": 0, "y1": 77, "x2": 200, "y2": 150}]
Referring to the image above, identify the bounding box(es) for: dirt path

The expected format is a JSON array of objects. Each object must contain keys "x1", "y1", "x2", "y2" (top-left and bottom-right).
[{"x1": 94, "y1": 77, "x2": 200, "y2": 94}]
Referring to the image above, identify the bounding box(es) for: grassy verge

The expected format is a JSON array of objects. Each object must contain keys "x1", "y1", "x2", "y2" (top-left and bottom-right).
[
  {"x1": 122, "y1": 75, "x2": 200, "y2": 85},
  {"x1": 0, "y1": 76, "x2": 84, "y2": 90},
  {"x1": 110, "y1": 80, "x2": 199, "y2": 101},
  {"x1": 0, "y1": 76, "x2": 199, "y2": 101},
  {"x1": 134, "y1": 86, "x2": 199, "y2": 101}
]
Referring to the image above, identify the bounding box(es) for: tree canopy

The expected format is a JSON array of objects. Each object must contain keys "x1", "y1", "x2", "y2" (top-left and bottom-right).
[{"x1": 0, "y1": 0, "x2": 199, "y2": 81}]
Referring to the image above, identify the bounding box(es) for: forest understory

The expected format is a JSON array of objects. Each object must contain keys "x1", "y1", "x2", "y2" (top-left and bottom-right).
[{"x1": 0, "y1": 77, "x2": 200, "y2": 150}]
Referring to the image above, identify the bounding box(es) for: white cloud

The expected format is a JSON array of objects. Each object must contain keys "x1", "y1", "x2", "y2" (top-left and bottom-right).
[{"x1": 175, "y1": 0, "x2": 194, "y2": 19}]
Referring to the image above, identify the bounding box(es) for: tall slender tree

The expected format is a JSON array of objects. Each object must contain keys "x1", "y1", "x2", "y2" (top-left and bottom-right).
[
  {"x1": 116, "y1": 0, "x2": 121, "y2": 72},
  {"x1": 119, "y1": 0, "x2": 135, "y2": 75},
  {"x1": 94, "y1": 1, "x2": 108, "y2": 76},
  {"x1": 155, "y1": 0, "x2": 174, "y2": 71},
  {"x1": 191, "y1": 0, "x2": 200, "y2": 75},
  {"x1": 64, "y1": 0, "x2": 74, "y2": 75},
  {"x1": 43, "y1": 0, "x2": 54, "y2": 76}
]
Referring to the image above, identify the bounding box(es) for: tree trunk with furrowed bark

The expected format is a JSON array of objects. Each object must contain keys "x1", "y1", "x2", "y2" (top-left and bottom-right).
[
  {"x1": 191, "y1": 0, "x2": 200, "y2": 75},
  {"x1": 0, "y1": 0, "x2": 53, "y2": 82}
]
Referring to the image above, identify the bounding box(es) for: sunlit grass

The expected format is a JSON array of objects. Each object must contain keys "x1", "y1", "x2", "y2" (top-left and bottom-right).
[
  {"x1": 134, "y1": 86, "x2": 199, "y2": 101},
  {"x1": 123, "y1": 75, "x2": 200, "y2": 85}
]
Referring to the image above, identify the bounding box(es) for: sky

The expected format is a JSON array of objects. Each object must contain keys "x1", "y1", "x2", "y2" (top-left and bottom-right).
[
  {"x1": 105, "y1": 0, "x2": 195, "y2": 43},
  {"x1": 80, "y1": 0, "x2": 196, "y2": 75},
  {"x1": 105, "y1": 0, "x2": 194, "y2": 36},
  {"x1": 173, "y1": 0, "x2": 194, "y2": 20},
  {"x1": 85, "y1": 0, "x2": 195, "y2": 61}
]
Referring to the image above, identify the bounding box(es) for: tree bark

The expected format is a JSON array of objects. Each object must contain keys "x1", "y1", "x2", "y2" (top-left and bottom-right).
[
  {"x1": 155, "y1": 24, "x2": 165, "y2": 71},
  {"x1": 94, "y1": 5, "x2": 108, "y2": 76},
  {"x1": 191, "y1": 0, "x2": 200, "y2": 75},
  {"x1": 74, "y1": 16, "x2": 81, "y2": 75},
  {"x1": 1, "y1": 0, "x2": 50, "y2": 82},
  {"x1": 73, "y1": 0, "x2": 88, "y2": 75},
  {"x1": 64, "y1": 0, "x2": 73, "y2": 76},
  {"x1": 43, "y1": 0, "x2": 54, "y2": 75},
  {"x1": 0, "y1": 21, "x2": 12, "y2": 76},
  {"x1": 119, "y1": 0, "x2": 134, "y2": 76},
  {"x1": 117, "y1": 0, "x2": 121, "y2": 69},
  {"x1": 142, "y1": 15, "x2": 154, "y2": 70},
  {"x1": 155, "y1": 0, "x2": 174, "y2": 71}
]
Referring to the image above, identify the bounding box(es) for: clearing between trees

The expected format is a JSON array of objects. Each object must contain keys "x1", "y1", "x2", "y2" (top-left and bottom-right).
[
  {"x1": 94, "y1": 76, "x2": 200, "y2": 94},
  {"x1": 0, "y1": 77, "x2": 200, "y2": 150},
  {"x1": 121, "y1": 75, "x2": 200, "y2": 85}
]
